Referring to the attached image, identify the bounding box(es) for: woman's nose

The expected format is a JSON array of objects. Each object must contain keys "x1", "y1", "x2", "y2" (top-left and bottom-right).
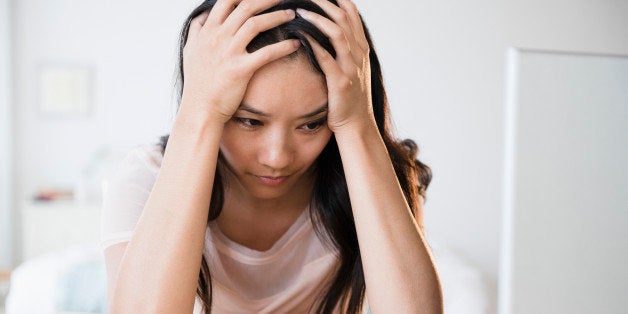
[{"x1": 258, "y1": 133, "x2": 294, "y2": 171}]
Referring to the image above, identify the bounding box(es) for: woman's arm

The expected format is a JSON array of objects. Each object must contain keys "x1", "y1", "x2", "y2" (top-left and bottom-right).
[
  {"x1": 335, "y1": 124, "x2": 444, "y2": 314},
  {"x1": 109, "y1": 104, "x2": 224, "y2": 313},
  {"x1": 294, "y1": 1, "x2": 442, "y2": 310},
  {"x1": 108, "y1": 1, "x2": 301, "y2": 311}
]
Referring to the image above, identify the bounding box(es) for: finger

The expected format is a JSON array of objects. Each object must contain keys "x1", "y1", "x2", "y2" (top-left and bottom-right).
[
  {"x1": 300, "y1": 32, "x2": 345, "y2": 81},
  {"x1": 222, "y1": 0, "x2": 283, "y2": 34},
  {"x1": 247, "y1": 39, "x2": 301, "y2": 70},
  {"x1": 205, "y1": 0, "x2": 242, "y2": 26},
  {"x1": 233, "y1": 9, "x2": 295, "y2": 49},
  {"x1": 337, "y1": 0, "x2": 369, "y2": 52},
  {"x1": 296, "y1": 8, "x2": 354, "y2": 64},
  {"x1": 309, "y1": 0, "x2": 362, "y2": 61},
  {"x1": 188, "y1": 11, "x2": 210, "y2": 41}
]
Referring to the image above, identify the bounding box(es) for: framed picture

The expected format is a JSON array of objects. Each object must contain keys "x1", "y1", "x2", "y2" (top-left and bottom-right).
[{"x1": 38, "y1": 64, "x2": 92, "y2": 117}]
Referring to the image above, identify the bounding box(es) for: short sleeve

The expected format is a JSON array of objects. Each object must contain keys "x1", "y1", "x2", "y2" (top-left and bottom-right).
[{"x1": 99, "y1": 144, "x2": 163, "y2": 251}]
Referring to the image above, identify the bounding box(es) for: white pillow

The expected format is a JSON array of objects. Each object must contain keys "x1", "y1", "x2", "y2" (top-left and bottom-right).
[{"x1": 5, "y1": 244, "x2": 104, "y2": 314}]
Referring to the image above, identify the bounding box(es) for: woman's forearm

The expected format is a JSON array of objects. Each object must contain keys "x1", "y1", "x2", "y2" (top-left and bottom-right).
[
  {"x1": 111, "y1": 99, "x2": 224, "y2": 313},
  {"x1": 334, "y1": 123, "x2": 443, "y2": 313}
]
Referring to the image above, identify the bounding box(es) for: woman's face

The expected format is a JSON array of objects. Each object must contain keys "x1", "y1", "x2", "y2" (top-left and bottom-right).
[{"x1": 220, "y1": 53, "x2": 332, "y2": 201}]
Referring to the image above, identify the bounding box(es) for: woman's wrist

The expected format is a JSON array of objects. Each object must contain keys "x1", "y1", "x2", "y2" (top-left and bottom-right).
[
  {"x1": 180, "y1": 88, "x2": 235, "y2": 123},
  {"x1": 333, "y1": 117, "x2": 380, "y2": 143},
  {"x1": 178, "y1": 91, "x2": 229, "y2": 123},
  {"x1": 173, "y1": 101, "x2": 226, "y2": 141}
]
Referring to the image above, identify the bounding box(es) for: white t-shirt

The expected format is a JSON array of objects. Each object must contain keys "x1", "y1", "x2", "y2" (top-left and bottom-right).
[{"x1": 100, "y1": 144, "x2": 369, "y2": 313}]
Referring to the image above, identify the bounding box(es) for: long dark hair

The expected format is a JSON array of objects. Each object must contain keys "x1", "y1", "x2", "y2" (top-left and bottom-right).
[{"x1": 158, "y1": 0, "x2": 432, "y2": 312}]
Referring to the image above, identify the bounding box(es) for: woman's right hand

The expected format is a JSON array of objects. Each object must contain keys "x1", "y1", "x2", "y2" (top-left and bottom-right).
[{"x1": 180, "y1": 0, "x2": 299, "y2": 124}]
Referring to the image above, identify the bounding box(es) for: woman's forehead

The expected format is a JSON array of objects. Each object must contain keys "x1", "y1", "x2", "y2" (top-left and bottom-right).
[{"x1": 241, "y1": 55, "x2": 328, "y2": 118}]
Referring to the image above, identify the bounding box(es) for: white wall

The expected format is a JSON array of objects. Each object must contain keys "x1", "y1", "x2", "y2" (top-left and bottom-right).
[
  {"x1": 12, "y1": 0, "x2": 202, "y2": 206},
  {"x1": 0, "y1": 0, "x2": 13, "y2": 269},
  {"x1": 354, "y1": 0, "x2": 628, "y2": 297},
  {"x1": 9, "y1": 0, "x2": 628, "y2": 309}
]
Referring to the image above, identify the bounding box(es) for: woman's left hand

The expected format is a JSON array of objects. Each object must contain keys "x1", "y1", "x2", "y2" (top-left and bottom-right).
[{"x1": 296, "y1": 0, "x2": 376, "y2": 133}]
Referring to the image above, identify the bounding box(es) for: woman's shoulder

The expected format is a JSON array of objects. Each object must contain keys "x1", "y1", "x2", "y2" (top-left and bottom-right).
[
  {"x1": 103, "y1": 142, "x2": 164, "y2": 190},
  {"x1": 115, "y1": 143, "x2": 164, "y2": 176},
  {"x1": 100, "y1": 143, "x2": 164, "y2": 250},
  {"x1": 127, "y1": 142, "x2": 164, "y2": 169}
]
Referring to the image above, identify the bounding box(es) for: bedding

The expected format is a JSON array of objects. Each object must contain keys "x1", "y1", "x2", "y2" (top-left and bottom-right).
[{"x1": 5, "y1": 244, "x2": 106, "y2": 314}]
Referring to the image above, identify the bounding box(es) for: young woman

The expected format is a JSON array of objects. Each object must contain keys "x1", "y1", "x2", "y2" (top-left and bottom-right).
[{"x1": 101, "y1": 0, "x2": 443, "y2": 313}]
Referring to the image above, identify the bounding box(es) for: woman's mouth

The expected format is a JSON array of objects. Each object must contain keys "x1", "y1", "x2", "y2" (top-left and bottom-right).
[{"x1": 254, "y1": 175, "x2": 289, "y2": 186}]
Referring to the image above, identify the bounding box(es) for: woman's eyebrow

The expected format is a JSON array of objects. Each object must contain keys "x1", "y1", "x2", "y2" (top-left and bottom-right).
[
  {"x1": 299, "y1": 104, "x2": 328, "y2": 119},
  {"x1": 238, "y1": 103, "x2": 328, "y2": 119}
]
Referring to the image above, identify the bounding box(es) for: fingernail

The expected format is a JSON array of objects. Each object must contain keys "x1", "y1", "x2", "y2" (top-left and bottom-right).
[
  {"x1": 285, "y1": 9, "x2": 295, "y2": 19},
  {"x1": 293, "y1": 39, "x2": 301, "y2": 48},
  {"x1": 296, "y1": 8, "x2": 308, "y2": 17}
]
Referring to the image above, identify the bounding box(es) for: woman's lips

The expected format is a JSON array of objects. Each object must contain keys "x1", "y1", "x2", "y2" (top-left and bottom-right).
[{"x1": 255, "y1": 175, "x2": 289, "y2": 186}]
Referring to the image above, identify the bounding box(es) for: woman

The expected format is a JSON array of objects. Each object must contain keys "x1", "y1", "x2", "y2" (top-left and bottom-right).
[{"x1": 101, "y1": 0, "x2": 443, "y2": 313}]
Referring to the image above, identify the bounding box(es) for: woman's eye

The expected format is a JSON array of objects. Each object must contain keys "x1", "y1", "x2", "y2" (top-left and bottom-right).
[
  {"x1": 234, "y1": 118, "x2": 261, "y2": 128},
  {"x1": 301, "y1": 117, "x2": 327, "y2": 132}
]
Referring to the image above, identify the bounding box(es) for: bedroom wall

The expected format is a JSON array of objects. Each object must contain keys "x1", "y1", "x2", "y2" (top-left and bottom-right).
[
  {"x1": 0, "y1": 0, "x2": 13, "y2": 269},
  {"x1": 10, "y1": 0, "x2": 199, "y2": 263},
  {"x1": 354, "y1": 0, "x2": 628, "y2": 299},
  {"x1": 8, "y1": 0, "x2": 628, "y2": 311},
  {"x1": 11, "y1": 0, "x2": 198, "y2": 205}
]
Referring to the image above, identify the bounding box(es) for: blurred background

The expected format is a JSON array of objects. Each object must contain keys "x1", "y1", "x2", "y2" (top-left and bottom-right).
[{"x1": 0, "y1": 0, "x2": 627, "y2": 313}]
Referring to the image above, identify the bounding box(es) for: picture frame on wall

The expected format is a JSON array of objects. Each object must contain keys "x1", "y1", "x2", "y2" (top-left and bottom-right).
[{"x1": 38, "y1": 64, "x2": 92, "y2": 117}]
